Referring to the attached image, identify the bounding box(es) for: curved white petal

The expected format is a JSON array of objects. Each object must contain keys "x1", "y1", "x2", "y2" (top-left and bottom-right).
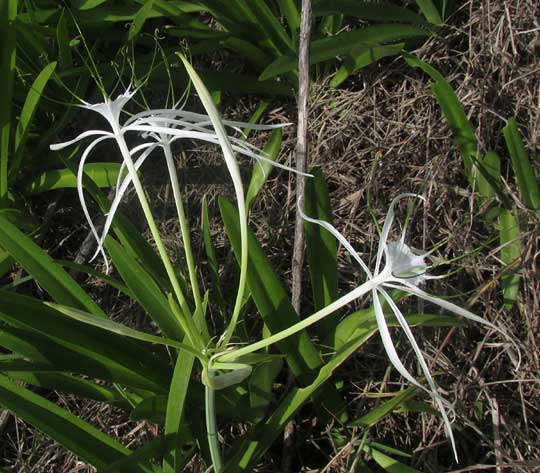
[
  {"x1": 298, "y1": 203, "x2": 372, "y2": 278},
  {"x1": 91, "y1": 142, "x2": 161, "y2": 262},
  {"x1": 125, "y1": 108, "x2": 288, "y2": 130},
  {"x1": 384, "y1": 281, "x2": 521, "y2": 370},
  {"x1": 50, "y1": 130, "x2": 113, "y2": 151},
  {"x1": 379, "y1": 288, "x2": 458, "y2": 461},
  {"x1": 76, "y1": 135, "x2": 115, "y2": 272},
  {"x1": 372, "y1": 288, "x2": 429, "y2": 391}
]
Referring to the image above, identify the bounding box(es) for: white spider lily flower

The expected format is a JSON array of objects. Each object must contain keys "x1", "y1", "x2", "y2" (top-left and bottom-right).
[
  {"x1": 49, "y1": 88, "x2": 305, "y2": 270},
  {"x1": 300, "y1": 193, "x2": 520, "y2": 461}
]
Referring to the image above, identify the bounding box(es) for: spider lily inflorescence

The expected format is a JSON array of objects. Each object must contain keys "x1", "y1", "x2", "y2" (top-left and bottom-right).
[{"x1": 50, "y1": 60, "x2": 519, "y2": 465}]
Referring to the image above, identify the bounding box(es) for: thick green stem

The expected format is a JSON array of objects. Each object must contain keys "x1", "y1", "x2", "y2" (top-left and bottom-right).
[
  {"x1": 205, "y1": 384, "x2": 222, "y2": 472},
  {"x1": 162, "y1": 142, "x2": 208, "y2": 340},
  {"x1": 114, "y1": 128, "x2": 204, "y2": 350},
  {"x1": 178, "y1": 55, "x2": 248, "y2": 349},
  {"x1": 218, "y1": 273, "x2": 386, "y2": 362}
]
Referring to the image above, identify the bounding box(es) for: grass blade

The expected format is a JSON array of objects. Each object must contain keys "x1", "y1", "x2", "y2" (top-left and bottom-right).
[
  {"x1": 503, "y1": 118, "x2": 540, "y2": 210},
  {"x1": 349, "y1": 386, "x2": 417, "y2": 427},
  {"x1": 0, "y1": 214, "x2": 105, "y2": 315},
  {"x1": 23, "y1": 162, "x2": 121, "y2": 194},
  {"x1": 0, "y1": 291, "x2": 171, "y2": 391},
  {"x1": 0, "y1": 0, "x2": 17, "y2": 202},
  {"x1": 403, "y1": 52, "x2": 477, "y2": 186},
  {"x1": 304, "y1": 167, "x2": 338, "y2": 321},
  {"x1": 163, "y1": 348, "x2": 195, "y2": 473},
  {"x1": 415, "y1": 0, "x2": 443, "y2": 25},
  {"x1": 0, "y1": 373, "x2": 153, "y2": 473},
  {"x1": 368, "y1": 446, "x2": 422, "y2": 472},
  {"x1": 106, "y1": 236, "x2": 184, "y2": 340},
  {"x1": 499, "y1": 208, "x2": 521, "y2": 309},
  {"x1": 11, "y1": 61, "x2": 57, "y2": 179},
  {"x1": 260, "y1": 25, "x2": 429, "y2": 80},
  {"x1": 245, "y1": 128, "x2": 282, "y2": 210}
]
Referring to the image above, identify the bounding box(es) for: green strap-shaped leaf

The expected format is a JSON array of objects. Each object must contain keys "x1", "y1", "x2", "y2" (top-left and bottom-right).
[
  {"x1": 11, "y1": 61, "x2": 57, "y2": 179},
  {"x1": 476, "y1": 151, "x2": 501, "y2": 200},
  {"x1": 277, "y1": 0, "x2": 300, "y2": 31},
  {"x1": 260, "y1": 24, "x2": 430, "y2": 80},
  {"x1": 403, "y1": 52, "x2": 477, "y2": 186},
  {"x1": 415, "y1": 0, "x2": 443, "y2": 25},
  {"x1": 368, "y1": 446, "x2": 422, "y2": 472},
  {"x1": 0, "y1": 366, "x2": 131, "y2": 405},
  {"x1": 499, "y1": 208, "x2": 521, "y2": 309},
  {"x1": 0, "y1": 0, "x2": 17, "y2": 201},
  {"x1": 304, "y1": 168, "x2": 338, "y2": 327},
  {"x1": 48, "y1": 302, "x2": 201, "y2": 359},
  {"x1": 313, "y1": 0, "x2": 426, "y2": 23},
  {"x1": 106, "y1": 237, "x2": 184, "y2": 340},
  {"x1": 244, "y1": 0, "x2": 294, "y2": 55},
  {"x1": 219, "y1": 197, "x2": 347, "y2": 420},
  {"x1": 0, "y1": 214, "x2": 105, "y2": 315},
  {"x1": 0, "y1": 326, "x2": 157, "y2": 391},
  {"x1": 56, "y1": 9, "x2": 73, "y2": 70},
  {"x1": 163, "y1": 348, "x2": 195, "y2": 473},
  {"x1": 503, "y1": 118, "x2": 540, "y2": 210},
  {"x1": 128, "y1": 0, "x2": 155, "y2": 42},
  {"x1": 330, "y1": 43, "x2": 404, "y2": 88},
  {"x1": 219, "y1": 197, "x2": 322, "y2": 378},
  {"x1": 202, "y1": 197, "x2": 227, "y2": 316},
  {"x1": 23, "y1": 162, "x2": 121, "y2": 194},
  {"x1": 0, "y1": 292, "x2": 171, "y2": 391},
  {"x1": 349, "y1": 386, "x2": 417, "y2": 427},
  {"x1": 0, "y1": 373, "x2": 153, "y2": 473},
  {"x1": 245, "y1": 128, "x2": 282, "y2": 210},
  {"x1": 221, "y1": 37, "x2": 271, "y2": 71}
]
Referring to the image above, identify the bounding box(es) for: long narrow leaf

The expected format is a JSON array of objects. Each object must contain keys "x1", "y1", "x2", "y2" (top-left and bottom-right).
[
  {"x1": 499, "y1": 209, "x2": 521, "y2": 309},
  {"x1": 11, "y1": 61, "x2": 57, "y2": 179},
  {"x1": 503, "y1": 118, "x2": 540, "y2": 210},
  {"x1": 0, "y1": 214, "x2": 105, "y2": 315},
  {"x1": 0, "y1": 373, "x2": 153, "y2": 473},
  {"x1": 313, "y1": 0, "x2": 426, "y2": 23},
  {"x1": 106, "y1": 237, "x2": 184, "y2": 340},
  {"x1": 260, "y1": 25, "x2": 430, "y2": 80},
  {"x1": 163, "y1": 348, "x2": 195, "y2": 473},
  {"x1": 0, "y1": 0, "x2": 17, "y2": 201},
  {"x1": 403, "y1": 52, "x2": 477, "y2": 185},
  {"x1": 304, "y1": 167, "x2": 338, "y2": 323},
  {"x1": 0, "y1": 291, "x2": 171, "y2": 391},
  {"x1": 23, "y1": 162, "x2": 121, "y2": 194},
  {"x1": 415, "y1": 0, "x2": 443, "y2": 25}
]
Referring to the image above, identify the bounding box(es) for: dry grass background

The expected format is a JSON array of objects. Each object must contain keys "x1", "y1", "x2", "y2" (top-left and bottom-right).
[{"x1": 2, "y1": 0, "x2": 539, "y2": 471}]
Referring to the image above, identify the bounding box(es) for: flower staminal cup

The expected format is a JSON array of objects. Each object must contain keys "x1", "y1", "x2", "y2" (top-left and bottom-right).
[{"x1": 217, "y1": 193, "x2": 520, "y2": 462}]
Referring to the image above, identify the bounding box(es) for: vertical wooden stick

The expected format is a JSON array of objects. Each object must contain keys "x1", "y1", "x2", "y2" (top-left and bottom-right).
[
  {"x1": 291, "y1": 0, "x2": 312, "y2": 314},
  {"x1": 284, "y1": 1, "x2": 312, "y2": 471}
]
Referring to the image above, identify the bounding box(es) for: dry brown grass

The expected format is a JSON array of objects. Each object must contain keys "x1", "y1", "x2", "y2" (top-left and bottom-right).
[{"x1": 2, "y1": 0, "x2": 539, "y2": 471}]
